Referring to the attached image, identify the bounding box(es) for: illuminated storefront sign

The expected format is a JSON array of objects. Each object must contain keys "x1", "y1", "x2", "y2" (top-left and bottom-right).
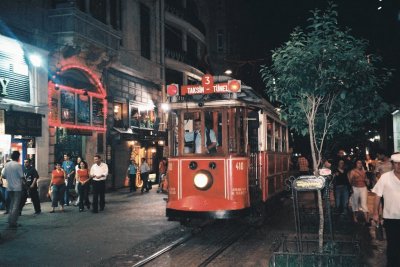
[
  {"x1": 49, "y1": 83, "x2": 107, "y2": 131},
  {"x1": 4, "y1": 110, "x2": 42, "y2": 136},
  {"x1": 0, "y1": 35, "x2": 30, "y2": 102},
  {"x1": 48, "y1": 64, "x2": 107, "y2": 132}
]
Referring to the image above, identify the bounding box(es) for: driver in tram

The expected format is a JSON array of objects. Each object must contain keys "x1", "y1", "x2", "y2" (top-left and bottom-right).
[{"x1": 185, "y1": 119, "x2": 217, "y2": 154}]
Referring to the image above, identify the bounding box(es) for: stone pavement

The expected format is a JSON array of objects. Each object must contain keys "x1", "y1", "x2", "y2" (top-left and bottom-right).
[{"x1": 0, "y1": 188, "x2": 179, "y2": 267}]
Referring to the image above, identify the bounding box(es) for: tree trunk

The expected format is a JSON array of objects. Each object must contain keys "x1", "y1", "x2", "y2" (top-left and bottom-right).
[
  {"x1": 309, "y1": 123, "x2": 324, "y2": 254},
  {"x1": 317, "y1": 190, "x2": 324, "y2": 254}
]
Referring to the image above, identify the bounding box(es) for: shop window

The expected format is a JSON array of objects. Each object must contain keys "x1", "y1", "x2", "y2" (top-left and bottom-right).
[
  {"x1": 113, "y1": 102, "x2": 123, "y2": 127},
  {"x1": 130, "y1": 107, "x2": 139, "y2": 127},
  {"x1": 139, "y1": 110, "x2": 154, "y2": 129}
]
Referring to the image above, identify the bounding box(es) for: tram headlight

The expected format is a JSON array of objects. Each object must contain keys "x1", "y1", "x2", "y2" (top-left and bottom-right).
[{"x1": 193, "y1": 170, "x2": 213, "y2": 190}]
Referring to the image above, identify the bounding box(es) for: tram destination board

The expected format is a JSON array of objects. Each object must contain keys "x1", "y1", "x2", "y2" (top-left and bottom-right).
[{"x1": 293, "y1": 176, "x2": 325, "y2": 191}]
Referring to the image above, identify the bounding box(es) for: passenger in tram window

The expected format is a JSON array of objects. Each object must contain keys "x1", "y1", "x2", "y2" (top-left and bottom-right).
[{"x1": 184, "y1": 119, "x2": 217, "y2": 154}]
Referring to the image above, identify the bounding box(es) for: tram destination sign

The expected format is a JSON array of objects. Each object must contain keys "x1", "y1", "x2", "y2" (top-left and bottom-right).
[
  {"x1": 293, "y1": 176, "x2": 326, "y2": 191},
  {"x1": 181, "y1": 80, "x2": 241, "y2": 96}
]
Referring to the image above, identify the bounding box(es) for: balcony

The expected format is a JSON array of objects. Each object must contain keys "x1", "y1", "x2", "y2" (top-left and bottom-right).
[
  {"x1": 48, "y1": 8, "x2": 121, "y2": 51},
  {"x1": 165, "y1": 3, "x2": 206, "y2": 39},
  {"x1": 164, "y1": 48, "x2": 206, "y2": 76},
  {"x1": 118, "y1": 49, "x2": 162, "y2": 83}
]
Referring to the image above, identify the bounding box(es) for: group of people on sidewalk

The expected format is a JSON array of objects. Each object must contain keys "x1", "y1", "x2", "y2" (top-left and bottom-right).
[
  {"x1": 49, "y1": 154, "x2": 108, "y2": 214},
  {"x1": 0, "y1": 152, "x2": 110, "y2": 229},
  {"x1": 296, "y1": 149, "x2": 400, "y2": 267},
  {"x1": 126, "y1": 157, "x2": 168, "y2": 194}
]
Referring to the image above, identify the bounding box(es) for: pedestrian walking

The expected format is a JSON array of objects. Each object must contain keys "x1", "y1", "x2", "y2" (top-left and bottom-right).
[
  {"x1": 20, "y1": 159, "x2": 41, "y2": 214},
  {"x1": 73, "y1": 156, "x2": 83, "y2": 206},
  {"x1": 62, "y1": 154, "x2": 75, "y2": 206},
  {"x1": 76, "y1": 160, "x2": 91, "y2": 212},
  {"x1": 126, "y1": 159, "x2": 137, "y2": 192},
  {"x1": 297, "y1": 155, "x2": 310, "y2": 175},
  {"x1": 374, "y1": 149, "x2": 393, "y2": 227},
  {"x1": 157, "y1": 157, "x2": 167, "y2": 193},
  {"x1": 49, "y1": 163, "x2": 66, "y2": 213},
  {"x1": 348, "y1": 159, "x2": 370, "y2": 224},
  {"x1": 2, "y1": 151, "x2": 24, "y2": 228},
  {"x1": 372, "y1": 153, "x2": 400, "y2": 267},
  {"x1": 89, "y1": 155, "x2": 108, "y2": 213},
  {"x1": 0, "y1": 161, "x2": 10, "y2": 214},
  {"x1": 140, "y1": 158, "x2": 150, "y2": 193},
  {"x1": 333, "y1": 160, "x2": 351, "y2": 215},
  {"x1": 375, "y1": 149, "x2": 393, "y2": 180}
]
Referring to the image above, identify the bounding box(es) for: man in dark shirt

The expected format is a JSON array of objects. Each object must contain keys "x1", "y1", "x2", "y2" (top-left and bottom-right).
[{"x1": 20, "y1": 159, "x2": 41, "y2": 214}]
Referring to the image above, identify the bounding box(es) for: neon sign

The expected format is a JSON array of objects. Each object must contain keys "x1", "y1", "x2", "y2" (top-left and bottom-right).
[{"x1": 48, "y1": 64, "x2": 107, "y2": 132}]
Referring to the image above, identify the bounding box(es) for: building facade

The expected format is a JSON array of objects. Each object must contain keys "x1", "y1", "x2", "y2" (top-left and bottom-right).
[{"x1": 0, "y1": 0, "x2": 218, "y2": 193}]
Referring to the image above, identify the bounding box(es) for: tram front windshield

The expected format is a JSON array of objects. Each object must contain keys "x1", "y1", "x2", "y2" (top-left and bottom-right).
[{"x1": 169, "y1": 108, "x2": 246, "y2": 156}]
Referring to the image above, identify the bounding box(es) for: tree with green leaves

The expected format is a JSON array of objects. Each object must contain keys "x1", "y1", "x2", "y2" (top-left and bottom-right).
[
  {"x1": 260, "y1": 3, "x2": 391, "y2": 253},
  {"x1": 261, "y1": 3, "x2": 391, "y2": 173}
]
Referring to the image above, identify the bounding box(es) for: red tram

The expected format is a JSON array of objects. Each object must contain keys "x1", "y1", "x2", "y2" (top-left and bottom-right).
[{"x1": 165, "y1": 77, "x2": 290, "y2": 221}]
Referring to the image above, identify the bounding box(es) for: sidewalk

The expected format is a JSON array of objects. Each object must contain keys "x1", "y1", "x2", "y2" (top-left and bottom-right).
[{"x1": 0, "y1": 188, "x2": 179, "y2": 267}]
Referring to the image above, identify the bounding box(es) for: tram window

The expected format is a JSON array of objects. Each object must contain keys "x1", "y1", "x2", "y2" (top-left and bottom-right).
[
  {"x1": 205, "y1": 111, "x2": 222, "y2": 154},
  {"x1": 169, "y1": 112, "x2": 178, "y2": 156},
  {"x1": 266, "y1": 117, "x2": 273, "y2": 151},
  {"x1": 248, "y1": 110, "x2": 259, "y2": 153},
  {"x1": 228, "y1": 108, "x2": 245, "y2": 154},
  {"x1": 282, "y1": 126, "x2": 287, "y2": 152},
  {"x1": 181, "y1": 111, "x2": 220, "y2": 155},
  {"x1": 275, "y1": 124, "x2": 282, "y2": 152}
]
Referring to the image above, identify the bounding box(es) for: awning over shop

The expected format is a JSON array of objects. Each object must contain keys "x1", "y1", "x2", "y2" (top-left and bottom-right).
[{"x1": 112, "y1": 127, "x2": 166, "y2": 142}]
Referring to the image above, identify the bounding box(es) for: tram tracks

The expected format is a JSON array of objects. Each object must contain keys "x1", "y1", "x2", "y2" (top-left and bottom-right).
[{"x1": 132, "y1": 220, "x2": 250, "y2": 267}]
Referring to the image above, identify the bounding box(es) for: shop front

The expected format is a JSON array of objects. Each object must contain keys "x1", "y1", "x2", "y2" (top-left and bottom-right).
[
  {"x1": 0, "y1": 34, "x2": 49, "y2": 188},
  {"x1": 105, "y1": 68, "x2": 166, "y2": 189},
  {"x1": 110, "y1": 127, "x2": 167, "y2": 189},
  {"x1": 48, "y1": 65, "x2": 107, "y2": 168},
  {"x1": 0, "y1": 110, "x2": 43, "y2": 166}
]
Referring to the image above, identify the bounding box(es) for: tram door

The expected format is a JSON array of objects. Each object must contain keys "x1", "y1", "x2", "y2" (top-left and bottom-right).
[{"x1": 248, "y1": 110, "x2": 261, "y2": 203}]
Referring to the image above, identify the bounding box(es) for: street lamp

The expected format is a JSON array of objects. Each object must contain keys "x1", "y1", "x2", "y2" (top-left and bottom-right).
[
  {"x1": 28, "y1": 54, "x2": 43, "y2": 67},
  {"x1": 224, "y1": 69, "x2": 232, "y2": 75}
]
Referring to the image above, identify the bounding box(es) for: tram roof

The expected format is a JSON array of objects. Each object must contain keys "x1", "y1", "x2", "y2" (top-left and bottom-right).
[{"x1": 169, "y1": 76, "x2": 280, "y2": 119}]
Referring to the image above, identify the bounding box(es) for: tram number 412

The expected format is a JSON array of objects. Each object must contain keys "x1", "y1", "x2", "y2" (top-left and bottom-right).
[{"x1": 235, "y1": 162, "x2": 244, "y2": 171}]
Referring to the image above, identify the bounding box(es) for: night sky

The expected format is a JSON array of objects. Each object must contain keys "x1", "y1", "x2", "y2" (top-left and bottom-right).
[{"x1": 230, "y1": 0, "x2": 400, "y2": 104}]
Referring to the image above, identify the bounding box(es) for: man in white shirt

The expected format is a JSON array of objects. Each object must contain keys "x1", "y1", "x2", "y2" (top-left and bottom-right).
[
  {"x1": 140, "y1": 158, "x2": 150, "y2": 193},
  {"x1": 185, "y1": 119, "x2": 217, "y2": 154},
  {"x1": 372, "y1": 153, "x2": 400, "y2": 267},
  {"x1": 2, "y1": 151, "x2": 24, "y2": 228},
  {"x1": 90, "y1": 155, "x2": 108, "y2": 213}
]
